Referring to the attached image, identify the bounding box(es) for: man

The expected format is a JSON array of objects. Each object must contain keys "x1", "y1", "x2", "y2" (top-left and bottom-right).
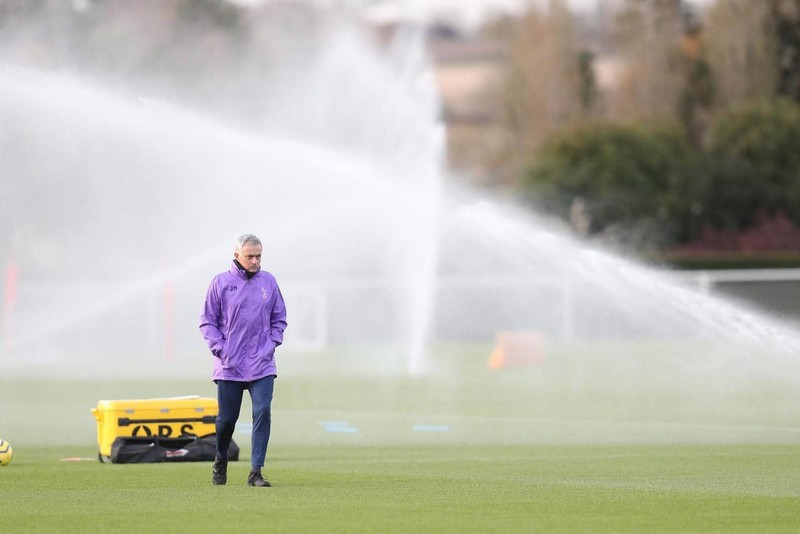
[{"x1": 199, "y1": 234, "x2": 287, "y2": 487}]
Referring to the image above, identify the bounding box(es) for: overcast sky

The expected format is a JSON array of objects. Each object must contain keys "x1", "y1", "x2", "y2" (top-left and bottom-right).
[
  {"x1": 363, "y1": 0, "x2": 584, "y2": 28},
  {"x1": 233, "y1": 1, "x2": 714, "y2": 31},
  {"x1": 359, "y1": 0, "x2": 714, "y2": 30}
]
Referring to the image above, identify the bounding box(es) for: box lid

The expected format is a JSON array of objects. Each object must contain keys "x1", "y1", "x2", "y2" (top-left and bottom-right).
[{"x1": 95, "y1": 396, "x2": 217, "y2": 414}]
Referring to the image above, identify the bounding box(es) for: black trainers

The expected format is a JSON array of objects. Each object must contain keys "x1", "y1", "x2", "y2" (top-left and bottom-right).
[
  {"x1": 247, "y1": 470, "x2": 272, "y2": 487},
  {"x1": 212, "y1": 455, "x2": 228, "y2": 486}
]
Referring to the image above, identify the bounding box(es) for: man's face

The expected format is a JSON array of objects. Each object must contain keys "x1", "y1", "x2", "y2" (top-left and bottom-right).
[{"x1": 234, "y1": 243, "x2": 262, "y2": 273}]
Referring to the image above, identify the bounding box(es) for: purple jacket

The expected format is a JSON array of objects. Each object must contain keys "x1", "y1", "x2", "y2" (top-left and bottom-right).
[{"x1": 199, "y1": 262, "x2": 287, "y2": 382}]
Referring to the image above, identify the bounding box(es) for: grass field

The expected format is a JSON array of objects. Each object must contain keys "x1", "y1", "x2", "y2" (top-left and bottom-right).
[
  {"x1": 2, "y1": 443, "x2": 800, "y2": 533},
  {"x1": 3, "y1": 342, "x2": 800, "y2": 532}
]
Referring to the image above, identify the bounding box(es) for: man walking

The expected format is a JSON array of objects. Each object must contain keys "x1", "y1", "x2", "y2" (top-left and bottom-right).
[{"x1": 200, "y1": 234, "x2": 287, "y2": 487}]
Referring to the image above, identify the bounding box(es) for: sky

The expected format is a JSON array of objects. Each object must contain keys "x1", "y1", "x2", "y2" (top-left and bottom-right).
[
  {"x1": 233, "y1": 0, "x2": 715, "y2": 26},
  {"x1": 231, "y1": 0, "x2": 714, "y2": 31},
  {"x1": 361, "y1": 0, "x2": 715, "y2": 26},
  {"x1": 362, "y1": 0, "x2": 590, "y2": 28}
]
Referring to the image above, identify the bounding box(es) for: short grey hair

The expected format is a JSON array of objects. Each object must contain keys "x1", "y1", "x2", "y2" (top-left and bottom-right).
[{"x1": 235, "y1": 234, "x2": 262, "y2": 251}]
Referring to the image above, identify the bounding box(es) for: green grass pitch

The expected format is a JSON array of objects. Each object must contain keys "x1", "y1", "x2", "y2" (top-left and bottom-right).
[
  {"x1": 2, "y1": 443, "x2": 800, "y2": 533},
  {"x1": 3, "y1": 340, "x2": 800, "y2": 533}
]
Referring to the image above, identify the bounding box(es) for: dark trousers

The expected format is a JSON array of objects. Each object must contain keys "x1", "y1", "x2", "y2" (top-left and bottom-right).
[{"x1": 216, "y1": 375, "x2": 275, "y2": 471}]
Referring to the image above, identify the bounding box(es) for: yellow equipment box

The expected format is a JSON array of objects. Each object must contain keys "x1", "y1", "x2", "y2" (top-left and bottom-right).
[{"x1": 91, "y1": 396, "x2": 218, "y2": 460}]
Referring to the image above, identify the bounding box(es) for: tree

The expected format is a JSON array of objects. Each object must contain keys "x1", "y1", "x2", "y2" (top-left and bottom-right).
[
  {"x1": 773, "y1": 0, "x2": 800, "y2": 101},
  {"x1": 521, "y1": 121, "x2": 702, "y2": 249},
  {"x1": 611, "y1": 0, "x2": 689, "y2": 121},
  {"x1": 705, "y1": 98, "x2": 800, "y2": 228},
  {"x1": 497, "y1": 0, "x2": 591, "y2": 183},
  {"x1": 704, "y1": 0, "x2": 777, "y2": 108},
  {"x1": 578, "y1": 49, "x2": 598, "y2": 113},
  {"x1": 677, "y1": 22, "x2": 715, "y2": 147}
]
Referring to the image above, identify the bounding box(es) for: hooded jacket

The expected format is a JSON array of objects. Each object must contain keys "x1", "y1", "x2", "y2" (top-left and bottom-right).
[{"x1": 199, "y1": 261, "x2": 287, "y2": 382}]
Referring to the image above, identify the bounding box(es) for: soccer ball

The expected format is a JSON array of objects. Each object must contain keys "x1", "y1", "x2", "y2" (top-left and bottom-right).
[{"x1": 0, "y1": 438, "x2": 12, "y2": 466}]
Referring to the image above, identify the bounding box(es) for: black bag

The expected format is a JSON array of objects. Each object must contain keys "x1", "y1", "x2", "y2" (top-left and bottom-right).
[{"x1": 108, "y1": 434, "x2": 239, "y2": 464}]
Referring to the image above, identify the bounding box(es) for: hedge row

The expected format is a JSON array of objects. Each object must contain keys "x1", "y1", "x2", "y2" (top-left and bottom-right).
[{"x1": 522, "y1": 99, "x2": 800, "y2": 256}]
